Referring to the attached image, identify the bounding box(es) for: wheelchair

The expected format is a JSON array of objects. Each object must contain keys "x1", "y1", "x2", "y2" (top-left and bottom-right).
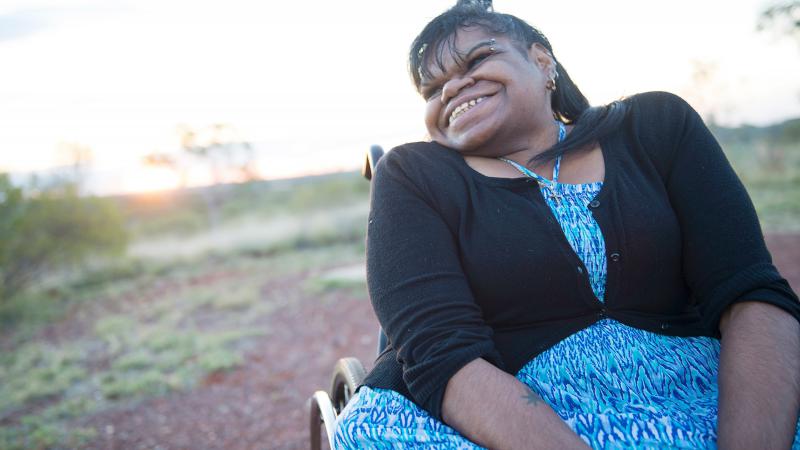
[{"x1": 308, "y1": 145, "x2": 386, "y2": 450}]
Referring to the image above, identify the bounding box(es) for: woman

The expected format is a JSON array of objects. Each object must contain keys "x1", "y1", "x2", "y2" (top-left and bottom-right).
[{"x1": 334, "y1": 1, "x2": 800, "y2": 448}]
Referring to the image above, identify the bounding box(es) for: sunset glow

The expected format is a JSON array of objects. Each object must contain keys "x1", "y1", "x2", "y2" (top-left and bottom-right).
[{"x1": 121, "y1": 166, "x2": 182, "y2": 195}]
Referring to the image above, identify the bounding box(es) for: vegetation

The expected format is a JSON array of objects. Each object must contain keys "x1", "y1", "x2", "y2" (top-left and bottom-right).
[
  {"x1": 0, "y1": 175, "x2": 128, "y2": 302},
  {"x1": 758, "y1": 1, "x2": 800, "y2": 43},
  {"x1": 711, "y1": 120, "x2": 800, "y2": 232},
  {"x1": 0, "y1": 172, "x2": 369, "y2": 448},
  {"x1": 117, "y1": 171, "x2": 369, "y2": 238}
]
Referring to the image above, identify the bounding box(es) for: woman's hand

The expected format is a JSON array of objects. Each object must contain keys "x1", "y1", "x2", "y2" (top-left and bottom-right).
[
  {"x1": 442, "y1": 358, "x2": 590, "y2": 449},
  {"x1": 717, "y1": 301, "x2": 800, "y2": 449}
]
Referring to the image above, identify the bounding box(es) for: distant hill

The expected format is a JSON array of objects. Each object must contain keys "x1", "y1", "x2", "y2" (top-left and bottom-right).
[
  {"x1": 711, "y1": 117, "x2": 800, "y2": 146},
  {"x1": 111, "y1": 169, "x2": 369, "y2": 238}
]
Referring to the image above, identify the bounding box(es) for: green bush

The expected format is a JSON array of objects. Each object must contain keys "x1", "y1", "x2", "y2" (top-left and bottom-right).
[{"x1": 0, "y1": 175, "x2": 128, "y2": 301}]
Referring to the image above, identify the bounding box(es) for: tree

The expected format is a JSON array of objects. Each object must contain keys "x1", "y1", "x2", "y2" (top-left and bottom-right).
[
  {"x1": 758, "y1": 2, "x2": 800, "y2": 43},
  {"x1": 176, "y1": 123, "x2": 259, "y2": 184},
  {"x1": 0, "y1": 174, "x2": 128, "y2": 301},
  {"x1": 144, "y1": 123, "x2": 259, "y2": 227},
  {"x1": 55, "y1": 141, "x2": 94, "y2": 192},
  {"x1": 144, "y1": 123, "x2": 258, "y2": 187}
]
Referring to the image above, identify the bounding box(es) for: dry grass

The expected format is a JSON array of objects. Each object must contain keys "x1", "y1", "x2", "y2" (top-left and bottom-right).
[{"x1": 129, "y1": 202, "x2": 368, "y2": 260}]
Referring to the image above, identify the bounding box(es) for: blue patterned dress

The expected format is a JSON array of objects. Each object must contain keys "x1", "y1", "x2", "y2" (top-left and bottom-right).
[{"x1": 334, "y1": 150, "x2": 800, "y2": 449}]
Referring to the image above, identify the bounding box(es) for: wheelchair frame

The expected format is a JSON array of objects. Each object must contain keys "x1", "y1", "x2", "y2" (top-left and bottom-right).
[{"x1": 308, "y1": 145, "x2": 385, "y2": 450}]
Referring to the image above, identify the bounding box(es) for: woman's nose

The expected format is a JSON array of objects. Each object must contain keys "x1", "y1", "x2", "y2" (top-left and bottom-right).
[{"x1": 441, "y1": 76, "x2": 475, "y2": 104}]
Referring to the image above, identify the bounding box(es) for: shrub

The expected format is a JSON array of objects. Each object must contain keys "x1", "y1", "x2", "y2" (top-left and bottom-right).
[{"x1": 0, "y1": 174, "x2": 128, "y2": 301}]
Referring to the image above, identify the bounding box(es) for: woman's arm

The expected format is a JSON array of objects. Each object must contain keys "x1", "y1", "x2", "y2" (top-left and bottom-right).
[
  {"x1": 717, "y1": 301, "x2": 800, "y2": 449},
  {"x1": 442, "y1": 358, "x2": 590, "y2": 449},
  {"x1": 367, "y1": 147, "x2": 505, "y2": 418},
  {"x1": 632, "y1": 93, "x2": 800, "y2": 447}
]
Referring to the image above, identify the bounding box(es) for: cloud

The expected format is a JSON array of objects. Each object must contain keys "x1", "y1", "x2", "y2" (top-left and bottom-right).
[
  {"x1": 0, "y1": 9, "x2": 53, "y2": 41},
  {"x1": 0, "y1": 3, "x2": 134, "y2": 43}
]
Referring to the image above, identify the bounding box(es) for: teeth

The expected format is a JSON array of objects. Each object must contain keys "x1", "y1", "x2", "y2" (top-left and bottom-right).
[{"x1": 449, "y1": 96, "x2": 486, "y2": 125}]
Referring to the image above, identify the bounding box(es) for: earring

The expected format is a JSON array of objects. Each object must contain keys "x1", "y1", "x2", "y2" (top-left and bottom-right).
[
  {"x1": 489, "y1": 38, "x2": 496, "y2": 52},
  {"x1": 546, "y1": 69, "x2": 558, "y2": 91}
]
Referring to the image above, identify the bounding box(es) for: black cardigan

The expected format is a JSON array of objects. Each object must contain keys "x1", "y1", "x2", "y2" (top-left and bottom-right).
[{"x1": 362, "y1": 91, "x2": 800, "y2": 421}]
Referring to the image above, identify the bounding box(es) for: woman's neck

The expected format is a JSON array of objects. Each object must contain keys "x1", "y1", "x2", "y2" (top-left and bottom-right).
[{"x1": 502, "y1": 121, "x2": 566, "y2": 169}]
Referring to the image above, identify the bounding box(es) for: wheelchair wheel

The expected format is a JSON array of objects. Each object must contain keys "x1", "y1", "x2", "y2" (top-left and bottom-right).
[{"x1": 329, "y1": 357, "x2": 366, "y2": 414}]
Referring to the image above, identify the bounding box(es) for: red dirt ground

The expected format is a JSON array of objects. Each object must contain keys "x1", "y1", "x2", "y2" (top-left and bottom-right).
[{"x1": 77, "y1": 234, "x2": 799, "y2": 450}]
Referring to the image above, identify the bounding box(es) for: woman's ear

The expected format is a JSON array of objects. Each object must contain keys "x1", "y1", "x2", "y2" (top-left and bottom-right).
[{"x1": 528, "y1": 43, "x2": 555, "y2": 72}]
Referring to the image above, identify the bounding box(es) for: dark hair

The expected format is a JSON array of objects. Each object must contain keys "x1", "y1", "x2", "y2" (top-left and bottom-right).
[{"x1": 409, "y1": 0, "x2": 626, "y2": 165}]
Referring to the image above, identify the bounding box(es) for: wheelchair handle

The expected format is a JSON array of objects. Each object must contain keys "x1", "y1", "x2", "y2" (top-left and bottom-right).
[{"x1": 362, "y1": 145, "x2": 385, "y2": 181}]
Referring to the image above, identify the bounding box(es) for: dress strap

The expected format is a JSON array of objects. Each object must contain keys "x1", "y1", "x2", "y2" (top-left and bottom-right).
[
  {"x1": 553, "y1": 121, "x2": 566, "y2": 183},
  {"x1": 500, "y1": 157, "x2": 555, "y2": 186},
  {"x1": 552, "y1": 155, "x2": 562, "y2": 183}
]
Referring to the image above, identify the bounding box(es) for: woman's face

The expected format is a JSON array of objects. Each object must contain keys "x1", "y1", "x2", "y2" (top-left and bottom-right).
[{"x1": 419, "y1": 27, "x2": 556, "y2": 156}]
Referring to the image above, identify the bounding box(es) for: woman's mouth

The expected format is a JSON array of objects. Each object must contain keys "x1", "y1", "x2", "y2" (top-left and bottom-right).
[{"x1": 449, "y1": 96, "x2": 487, "y2": 126}]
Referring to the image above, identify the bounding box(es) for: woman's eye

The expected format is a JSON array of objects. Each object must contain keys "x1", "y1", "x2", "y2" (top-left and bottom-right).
[{"x1": 467, "y1": 53, "x2": 490, "y2": 70}]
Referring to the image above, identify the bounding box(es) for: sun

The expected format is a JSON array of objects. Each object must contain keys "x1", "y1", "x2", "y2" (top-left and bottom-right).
[{"x1": 122, "y1": 165, "x2": 182, "y2": 195}]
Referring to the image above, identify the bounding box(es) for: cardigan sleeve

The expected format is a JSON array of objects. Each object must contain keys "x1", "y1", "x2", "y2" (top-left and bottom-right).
[
  {"x1": 365, "y1": 145, "x2": 504, "y2": 420},
  {"x1": 642, "y1": 92, "x2": 800, "y2": 335}
]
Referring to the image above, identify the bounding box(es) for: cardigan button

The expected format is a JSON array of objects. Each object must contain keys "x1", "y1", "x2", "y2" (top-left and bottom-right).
[
  {"x1": 589, "y1": 199, "x2": 601, "y2": 208},
  {"x1": 576, "y1": 266, "x2": 584, "y2": 274},
  {"x1": 610, "y1": 252, "x2": 621, "y2": 262}
]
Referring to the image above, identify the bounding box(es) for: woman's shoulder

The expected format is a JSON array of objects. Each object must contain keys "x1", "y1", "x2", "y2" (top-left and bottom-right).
[
  {"x1": 382, "y1": 140, "x2": 459, "y2": 165},
  {"x1": 369, "y1": 141, "x2": 479, "y2": 218},
  {"x1": 621, "y1": 91, "x2": 700, "y2": 125},
  {"x1": 376, "y1": 140, "x2": 468, "y2": 185},
  {"x1": 615, "y1": 91, "x2": 712, "y2": 175},
  {"x1": 616, "y1": 91, "x2": 706, "y2": 145}
]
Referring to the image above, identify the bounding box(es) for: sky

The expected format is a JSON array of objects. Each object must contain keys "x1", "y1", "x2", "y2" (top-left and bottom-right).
[{"x1": 1, "y1": 0, "x2": 798, "y2": 194}]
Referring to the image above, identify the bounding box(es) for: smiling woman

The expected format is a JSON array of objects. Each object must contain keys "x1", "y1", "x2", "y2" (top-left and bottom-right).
[{"x1": 332, "y1": 0, "x2": 800, "y2": 449}]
